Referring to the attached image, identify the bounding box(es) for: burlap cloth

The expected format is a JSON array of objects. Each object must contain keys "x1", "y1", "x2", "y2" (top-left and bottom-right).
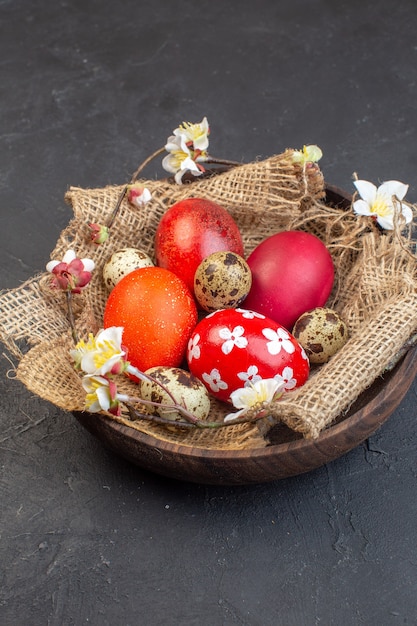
[{"x1": 1, "y1": 151, "x2": 416, "y2": 448}]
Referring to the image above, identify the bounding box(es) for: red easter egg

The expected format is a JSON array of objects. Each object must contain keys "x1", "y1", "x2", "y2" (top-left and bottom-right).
[
  {"x1": 154, "y1": 197, "x2": 244, "y2": 294},
  {"x1": 186, "y1": 308, "x2": 309, "y2": 403},
  {"x1": 244, "y1": 230, "x2": 334, "y2": 330}
]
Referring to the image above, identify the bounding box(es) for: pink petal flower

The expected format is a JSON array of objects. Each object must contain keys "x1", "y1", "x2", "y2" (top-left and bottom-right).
[{"x1": 47, "y1": 249, "x2": 95, "y2": 293}]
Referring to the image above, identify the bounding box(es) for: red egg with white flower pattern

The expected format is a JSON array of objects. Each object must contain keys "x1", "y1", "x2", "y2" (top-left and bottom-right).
[{"x1": 186, "y1": 308, "x2": 309, "y2": 403}]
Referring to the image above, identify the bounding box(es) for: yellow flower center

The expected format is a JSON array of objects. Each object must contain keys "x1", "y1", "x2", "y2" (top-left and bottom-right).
[
  {"x1": 179, "y1": 121, "x2": 204, "y2": 142},
  {"x1": 85, "y1": 378, "x2": 102, "y2": 408},
  {"x1": 92, "y1": 339, "x2": 119, "y2": 369},
  {"x1": 170, "y1": 149, "x2": 190, "y2": 167},
  {"x1": 371, "y1": 195, "x2": 391, "y2": 217}
]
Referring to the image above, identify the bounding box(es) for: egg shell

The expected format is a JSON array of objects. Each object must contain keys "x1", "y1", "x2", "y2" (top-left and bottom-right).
[
  {"x1": 103, "y1": 247, "x2": 154, "y2": 290},
  {"x1": 194, "y1": 251, "x2": 252, "y2": 311},
  {"x1": 292, "y1": 307, "x2": 349, "y2": 364},
  {"x1": 154, "y1": 197, "x2": 244, "y2": 294},
  {"x1": 103, "y1": 267, "x2": 197, "y2": 372},
  {"x1": 141, "y1": 366, "x2": 211, "y2": 422},
  {"x1": 244, "y1": 231, "x2": 334, "y2": 330},
  {"x1": 187, "y1": 308, "x2": 310, "y2": 403}
]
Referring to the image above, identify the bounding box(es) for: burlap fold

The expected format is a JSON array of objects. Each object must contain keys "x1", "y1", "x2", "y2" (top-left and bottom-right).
[{"x1": 0, "y1": 150, "x2": 416, "y2": 448}]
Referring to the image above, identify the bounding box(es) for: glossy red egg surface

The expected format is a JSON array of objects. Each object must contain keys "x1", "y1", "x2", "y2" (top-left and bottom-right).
[
  {"x1": 103, "y1": 267, "x2": 197, "y2": 372},
  {"x1": 154, "y1": 198, "x2": 244, "y2": 294},
  {"x1": 186, "y1": 308, "x2": 309, "y2": 403},
  {"x1": 244, "y1": 231, "x2": 334, "y2": 330}
]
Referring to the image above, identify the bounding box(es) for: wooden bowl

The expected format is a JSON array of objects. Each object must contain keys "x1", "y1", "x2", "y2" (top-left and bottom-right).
[{"x1": 74, "y1": 186, "x2": 417, "y2": 485}]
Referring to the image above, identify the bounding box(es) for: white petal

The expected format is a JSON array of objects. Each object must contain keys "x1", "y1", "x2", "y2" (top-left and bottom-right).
[
  {"x1": 352, "y1": 199, "x2": 373, "y2": 217},
  {"x1": 164, "y1": 135, "x2": 181, "y2": 151},
  {"x1": 86, "y1": 399, "x2": 102, "y2": 413},
  {"x1": 97, "y1": 326, "x2": 124, "y2": 347},
  {"x1": 46, "y1": 260, "x2": 59, "y2": 272},
  {"x1": 378, "y1": 180, "x2": 408, "y2": 202},
  {"x1": 174, "y1": 170, "x2": 185, "y2": 184},
  {"x1": 200, "y1": 116, "x2": 209, "y2": 132},
  {"x1": 80, "y1": 352, "x2": 98, "y2": 374},
  {"x1": 224, "y1": 408, "x2": 246, "y2": 422},
  {"x1": 141, "y1": 188, "x2": 152, "y2": 203},
  {"x1": 81, "y1": 258, "x2": 95, "y2": 272},
  {"x1": 261, "y1": 378, "x2": 284, "y2": 398},
  {"x1": 262, "y1": 327, "x2": 278, "y2": 341},
  {"x1": 377, "y1": 213, "x2": 394, "y2": 230},
  {"x1": 229, "y1": 386, "x2": 256, "y2": 409},
  {"x1": 62, "y1": 249, "x2": 77, "y2": 264},
  {"x1": 353, "y1": 180, "x2": 377, "y2": 205},
  {"x1": 162, "y1": 154, "x2": 177, "y2": 174},
  {"x1": 181, "y1": 157, "x2": 201, "y2": 173},
  {"x1": 96, "y1": 386, "x2": 111, "y2": 411}
]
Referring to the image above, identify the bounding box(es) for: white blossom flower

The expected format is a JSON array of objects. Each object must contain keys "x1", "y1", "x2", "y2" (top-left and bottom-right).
[
  {"x1": 292, "y1": 145, "x2": 323, "y2": 165},
  {"x1": 173, "y1": 116, "x2": 210, "y2": 152},
  {"x1": 46, "y1": 249, "x2": 95, "y2": 293},
  {"x1": 70, "y1": 326, "x2": 126, "y2": 376},
  {"x1": 262, "y1": 327, "x2": 295, "y2": 356},
  {"x1": 353, "y1": 179, "x2": 412, "y2": 230},
  {"x1": 46, "y1": 249, "x2": 95, "y2": 274},
  {"x1": 162, "y1": 117, "x2": 210, "y2": 184},
  {"x1": 237, "y1": 365, "x2": 262, "y2": 386},
  {"x1": 202, "y1": 368, "x2": 228, "y2": 393},
  {"x1": 274, "y1": 366, "x2": 297, "y2": 390},
  {"x1": 219, "y1": 325, "x2": 248, "y2": 354},
  {"x1": 162, "y1": 134, "x2": 204, "y2": 184},
  {"x1": 224, "y1": 378, "x2": 285, "y2": 422},
  {"x1": 82, "y1": 374, "x2": 128, "y2": 416}
]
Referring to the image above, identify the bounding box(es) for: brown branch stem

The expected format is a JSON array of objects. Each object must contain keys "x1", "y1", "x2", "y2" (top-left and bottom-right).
[
  {"x1": 66, "y1": 291, "x2": 79, "y2": 345},
  {"x1": 204, "y1": 156, "x2": 243, "y2": 168},
  {"x1": 130, "y1": 146, "x2": 166, "y2": 183},
  {"x1": 126, "y1": 395, "x2": 200, "y2": 425},
  {"x1": 104, "y1": 150, "x2": 242, "y2": 233},
  {"x1": 107, "y1": 185, "x2": 128, "y2": 229},
  {"x1": 125, "y1": 402, "x2": 268, "y2": 430}
]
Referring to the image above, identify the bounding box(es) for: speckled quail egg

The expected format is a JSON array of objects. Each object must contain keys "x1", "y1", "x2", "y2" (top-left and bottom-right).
[
  {"x1": 140, "y1": 366, "x2": 211, "y2": 423},
  {"x1": 194, "y1": 251, "x2": 252, "y2": 311},
  {"x1": 292, "y1": 307, "x2": 349, "y2": 364},
  {"x1": 103, "y1": 248, "x2": 154, "y2": 290}
]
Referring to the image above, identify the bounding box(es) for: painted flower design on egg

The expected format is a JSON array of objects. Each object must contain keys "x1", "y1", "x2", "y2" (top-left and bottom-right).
[
  {"x1": 274, "y1": 366, "x2": 297, "y2": 391},
  {"x1": 202, "y1": 368, "x2": 228, "y2": 393},
  {"x1": 188, "y1": 333, "x2": 201, "y2": 362},
  {"x1": 262, "y1": 327, "x2": 296, "y2": 355},
  {"x1": 219, "y1": 325, "x2": 248, "y2": 354},
  {"x1": 236, "y1": 308, "x2": 265, "y2": 320},
  {"x1": 186, "y1": 308, "x2": 310, "y2": 403},
  {"x1": 237, "y1": 365, "x2": 262, "y2": 386}
]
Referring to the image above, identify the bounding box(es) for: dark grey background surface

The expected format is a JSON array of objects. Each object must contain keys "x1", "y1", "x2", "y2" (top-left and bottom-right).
[{"x1": 1, "y1": 1, "x2": 417, "y2": 625}]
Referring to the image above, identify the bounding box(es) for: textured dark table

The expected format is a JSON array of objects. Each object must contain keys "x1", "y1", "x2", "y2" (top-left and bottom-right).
[{"x1": 1, "y1": 2, "x2": 417, "y2": 625}]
